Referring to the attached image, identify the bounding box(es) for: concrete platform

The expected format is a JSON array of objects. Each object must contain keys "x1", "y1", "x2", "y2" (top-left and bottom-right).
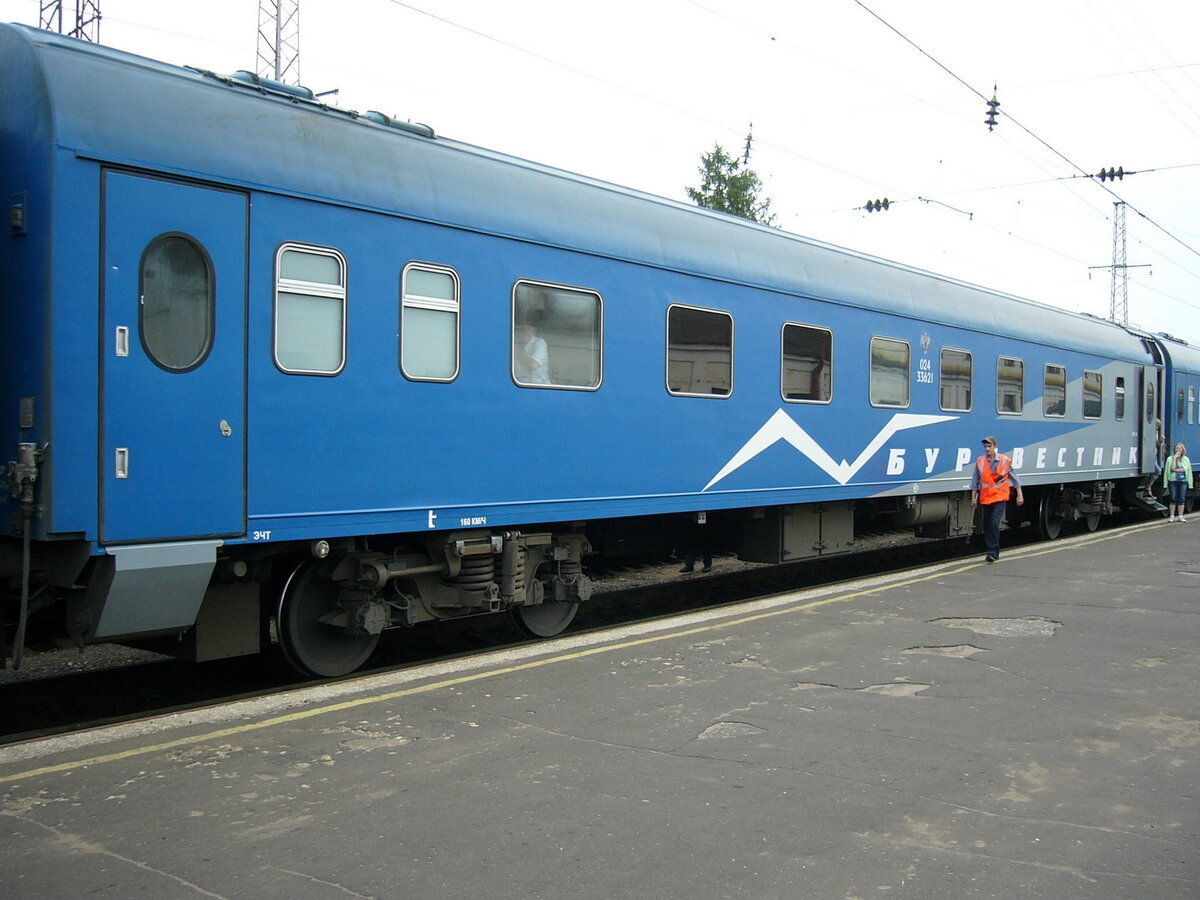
[{"x1": 2, "y1": 520, "x2": 1198, "y2": 898}]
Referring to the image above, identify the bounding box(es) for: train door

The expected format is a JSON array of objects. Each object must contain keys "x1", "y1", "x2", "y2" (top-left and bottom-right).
[
  {"x1": 1139, "y1": 365, "x2": 1160, "y2": 474},
  {"x1": 100, "y1": 172, "x2": 247, "y2": 543}
]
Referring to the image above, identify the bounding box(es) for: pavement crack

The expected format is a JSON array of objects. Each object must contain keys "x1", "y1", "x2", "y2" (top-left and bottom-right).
[
  {"x1": 266, "y1": 865, "x2": 380, "y2": 898},
  {"x1": 3, "y1": 812, "x2": 228, "y2": 898},
  {"x1": 885, "y1": 837, "x2": 1095, "y2": 883},
  {"x1": 930, "y1": 800, "x2": 1189, "y2": 846},
  {"x1": 878, "y1": 826, "x2": 1197, "y2": 888},
  {"x1": 504, "y1": 714, "x2": 1192, "y2": 852},
  {"x1": 502, "y1": 716, "x2": 784, "y2": 766}
]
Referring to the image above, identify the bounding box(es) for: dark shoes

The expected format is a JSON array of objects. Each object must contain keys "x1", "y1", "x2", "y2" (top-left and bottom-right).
[
  {"x1": 985, "y1": 555, "x2": 997, "y2": 563},
  {"x1": 679, "y1": 566, "x2": 693, "y2": 574}
]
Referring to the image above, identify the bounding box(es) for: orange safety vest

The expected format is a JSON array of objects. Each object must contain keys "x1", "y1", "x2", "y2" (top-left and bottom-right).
[{"x1": 977, "y1": 454, "x2": 1013, "y2": 505}]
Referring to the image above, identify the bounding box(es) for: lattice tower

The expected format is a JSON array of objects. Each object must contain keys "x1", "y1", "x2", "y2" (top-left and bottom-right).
[
  {"x1": 1109, "y1": 202, "x2": 1128, "y2": 325},
  {"x1": 40, "y1": 1, "x2": 101, "y2": 42},
  {"x1": 257, "y1": 0, "x2": 300, "y2": 84}
]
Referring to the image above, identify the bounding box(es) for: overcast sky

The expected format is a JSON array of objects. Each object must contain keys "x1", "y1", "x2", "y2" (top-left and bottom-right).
[{"x1": 4, "y1": 0, "x2": 1198, "y2": 338}]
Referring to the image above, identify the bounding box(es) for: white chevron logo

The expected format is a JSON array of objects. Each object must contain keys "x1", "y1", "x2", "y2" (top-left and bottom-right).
[{"x1": 703, "y1": 409, "x2": 957, "y2": 491}]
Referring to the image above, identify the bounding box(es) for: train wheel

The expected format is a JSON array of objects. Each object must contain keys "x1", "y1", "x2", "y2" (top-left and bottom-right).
[
  {"x1": 1080, "y1": 512, "x2": 1101, "y2": 533},
  {"x1": 1037, "y1": 493, "x2": 1064, "y2": 540},
  {"x1": 277, "y1": 561, "x2": 379, "y2": 678},
  {"x1": 512, "y1": 601, "x2": 579, "y2": 638}
]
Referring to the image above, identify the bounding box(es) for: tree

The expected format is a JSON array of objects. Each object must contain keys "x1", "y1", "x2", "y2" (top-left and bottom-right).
[{"x1": 685, "y1": 142, "x2": 776, "y2": 226}]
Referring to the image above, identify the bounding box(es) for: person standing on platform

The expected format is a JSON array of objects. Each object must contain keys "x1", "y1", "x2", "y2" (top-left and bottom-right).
[
  {"x1": 678, "y1": 511, "x2": 712, "y2": 574},
  {"x1": 971, "y1": 435, "x2": 1024, "y2": 563},
  {"x1": 1164, "y1": 442, "x2": 1192, "y2": 522}
]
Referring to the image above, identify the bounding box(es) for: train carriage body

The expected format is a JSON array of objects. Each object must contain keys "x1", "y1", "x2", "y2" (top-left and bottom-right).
[
  {"x1": 0, "y1": 24, "x2": 1184, "y2": 675},
  {"x1": 1158, "y1": 336, "x2": 1200, "y2": 462}
]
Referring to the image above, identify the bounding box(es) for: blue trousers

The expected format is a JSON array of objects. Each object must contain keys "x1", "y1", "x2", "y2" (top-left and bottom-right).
[
  {"x1": 1168, "y1": 477, "x2": 1188, "y2": 505},
  {"x1": 981, "y1": 501, "x2": 1007, "y2": 559}
]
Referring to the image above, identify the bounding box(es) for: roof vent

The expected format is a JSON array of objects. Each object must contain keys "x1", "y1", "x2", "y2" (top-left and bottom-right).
[
  {"x1": 229, "y1": 70, "x2": 315, "y2": 101},
  {"x1": 364, "y1": 110, "x2": 435, "y2": 139}
]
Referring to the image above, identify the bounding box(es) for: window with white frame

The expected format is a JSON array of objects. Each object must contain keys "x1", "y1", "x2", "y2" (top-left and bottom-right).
[
  {"x1": 274, "y1": 244, "x2": 346, "y2": 375},
  {"x1": 401, "y1": 263, "x2": 460, "y2": 381}
]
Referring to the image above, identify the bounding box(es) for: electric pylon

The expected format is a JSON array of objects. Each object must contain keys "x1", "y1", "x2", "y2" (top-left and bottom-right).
[
  {"x1": 40, "y1": 1, "x2": 101, "y2": 42},
  {"x1": 1109, "y1": 202, "x2": 1128, "y2": 325},
  {"x1": 257, "y1": 0, "x2": 301, "y2": 84}
]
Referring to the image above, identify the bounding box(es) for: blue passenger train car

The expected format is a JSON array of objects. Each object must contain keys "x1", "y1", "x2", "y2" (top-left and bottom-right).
[
  {"x1": 1156, "y1": 334, "x2": 1200, "y2": 466},
  {"x1": 0, "y1": 24, "x2": 1191, "y2": 675}
]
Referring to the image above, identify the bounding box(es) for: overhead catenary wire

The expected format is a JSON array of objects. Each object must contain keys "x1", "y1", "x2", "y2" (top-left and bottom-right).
[
  {"x1": 686, "y1": 0, "x2": 1200, "y2": 317},
  {"x1": 851, "y1": 0, "x2": 1200, "y2": 263},
  {"x1": 9, "y1": 0, "x2": 1199, "y2": 320}
]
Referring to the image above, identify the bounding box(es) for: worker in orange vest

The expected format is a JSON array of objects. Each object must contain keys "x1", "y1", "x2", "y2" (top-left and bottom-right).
[{"x1": 970, "y1": 435, "x2": 1024, "y2": 563}]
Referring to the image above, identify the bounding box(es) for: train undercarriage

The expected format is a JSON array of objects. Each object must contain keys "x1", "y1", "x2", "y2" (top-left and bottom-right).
[
  {"x1": 0, "y1": 476, "x2": 1178, "y2": 678},
  {"x1": 270, "y1": 529, "x2": 593, "y2": 676}
]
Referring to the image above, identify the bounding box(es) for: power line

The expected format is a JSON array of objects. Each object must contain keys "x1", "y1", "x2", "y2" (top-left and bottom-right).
[
  {"x1": 380, "y1": 0, "x2": 888, "y2": 190},
  {"x1": 684, "y1": 0, "x2": 1194, "y2": 271},
  {"x1": 930, "y1": 162, "x2": 1200, "y2": 200},
  {"x1": 1019, "y1": 60, "x2": 1200, "y2": 88},
  {"x1": 20, "y1": 0, "x2": 1200, "y2": 318},
  {"x1": 851, "y1": 0, "x2": 1200, "y2": 263},
  {"x1": 380, "y1": 0, "x2": 1200, "y2": 315}
]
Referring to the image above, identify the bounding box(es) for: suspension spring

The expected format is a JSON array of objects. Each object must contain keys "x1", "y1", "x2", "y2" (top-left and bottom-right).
[{"x1": 452, "y1": 554, "x2": 495, "y2": 592}]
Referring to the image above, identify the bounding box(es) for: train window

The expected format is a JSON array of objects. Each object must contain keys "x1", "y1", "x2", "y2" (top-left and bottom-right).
[
  {"x1": 667, "y1": 305, "x2": 732, "y2": 397},
  {"x1": 1178, "y1": 388, "x2": 1187, "y2": 423},
  {"x1": 781, "y1": 323, "x2": 832, "y2": 403},
  {"x1": 1082, "y1": 370, "x2": 1102, "y2": 419},
  {"x1": 939, "y1": 348, "x2": 972, "y2": 412},
  {"x1": 1114, "y1": 376, "x2": 1126, "y2": 420},
  {"x1": 139, "y1": 233, "x2": 213, "y2": 373},
  {"x1": 274, "y1": 244, "x2": 346, "y2": 375},
  {"x1": 1189, "y1": 386, "x2": 1196, "y2": 425},
  {"x1": 1146, "y1": 381, "x2": 1155, "y2": 425},
  {"x1": 996, "y1": 357, "x2": 1023, "y2": 414},
  {"x1": 512, "y1": 281, "x2": 602, "y2": 389},
  {"x1": 869, "y1": 337, "x2": 910, "y2": 408},
  {"x1": 1043, "y1": 364, "x2": 1066, "y2": 417},
  {"x1": 401, "y1": 264, "x2": 460, "y2": 381}
]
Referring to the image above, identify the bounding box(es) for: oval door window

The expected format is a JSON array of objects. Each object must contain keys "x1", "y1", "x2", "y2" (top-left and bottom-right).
[{"x1": 139, "y1": 233, "x2": 214, "y2": 372}]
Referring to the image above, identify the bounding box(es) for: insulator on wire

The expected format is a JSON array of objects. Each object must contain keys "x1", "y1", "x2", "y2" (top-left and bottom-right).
[
  {"x1": 984, "y1": 82, "x2": 1003, "y2": 132},
  {"x1": 985, "y1": 92, "x2": 1001, "y2": 131},
  {"x1": 1097, "y1": 167, "x2": 1126, "y2": 182},
  {"x1": 865, "y1": 198, "x2": 891, "y2": 213}
]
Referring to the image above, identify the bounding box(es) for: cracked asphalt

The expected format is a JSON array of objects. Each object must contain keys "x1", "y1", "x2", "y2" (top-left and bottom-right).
[{"x1": 1, "y1": 520, "x2": 1197, "y2": 898}]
